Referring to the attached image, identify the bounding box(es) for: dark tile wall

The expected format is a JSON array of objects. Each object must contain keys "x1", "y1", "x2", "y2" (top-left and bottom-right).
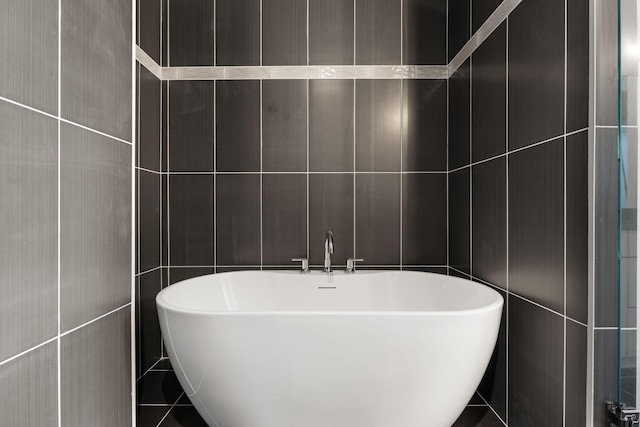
[{"x1": 448, "y1": 2, "x2": 589, "y2": 426}]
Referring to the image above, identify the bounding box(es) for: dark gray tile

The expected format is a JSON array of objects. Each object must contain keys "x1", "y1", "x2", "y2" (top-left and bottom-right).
[
  {"x1": 508, "y1": 296, "x2": 564, "y2": 427},
  {"x1": 216, "y1": 266, "x2": 261, "y2": 273},
  {"x1": 403, "y1": 0, "x2": 446, "y2": 65},
  {"x1": 263, "y1": 80, "x2": 307, "y2": 172},
  {"x1": 169, "y1": 174, "x2": 214, "y2": 266},
  {"x1": 478, "y1": 288, "x2": 507, "y2": 421},
  {"x1": 263, "y1": 0, "x2": 307, "y2": 65},
  {"x1": 168, "y1": 0, "x2": 214, "y2": 66},
  {"x1": 61, "y1": 308, "x2": 132, "y2": 427},
  {"x1": 137, "y1": 370, "x2": 183, "y2": 405},
  {"x1": 152, "y1": 358, "x2": 174, "y2": 370},
  {"x1": 162, "y1": 175, "x2": 168, "y2": 266},
  {"x1": 137, "y1": 406, "x2": 169, "y2": 427},
  {"x1": 448, "y1": 0, "x2": 470, "y2": 62},
  {"x1": 449, "y1": 60, "x2": 471, "y2": 170},
  {"x1": 508, "y1": 0, "x2": 565, "y2": 149},
  {"x1": 402, "y1": 80, "x2": 447, "y2": 171},
  {"x1": 595, "y1": 128, "x2": 618, "y2": 327},
  {"x1": 449, "y1": 168, "x2": 470, "y2": 274},
  {"x1": 472, "y1": 23, "x2": 506, "y2": 163},
  {"x1": 472, "y1": 158, "x2": 507, "y2": 290},
  {"x1": 0, "y1": 0, "x2": 58, "y2": 114},
  {"x1": 61, "y1": 0, "x2": 132, "y2": 141},
  {"x1": 60, "y1": 123, "x2": 132, "y2": 332},
  {"x1": 139, "y1": 170, "x2": 161, "y2": 274},
  {"x1": 263, "y1": 174, "x2": 307, "y2": 265},
  {"x1": 0, "y1": 342, "x2": 57, "y2": 426},
  {"x1": 169, "y1": 267, "x2": 215, "y2": 285},
  {"x1": 355, "y1": 174, "x2": 400, "y2": 265},
  {"x1": 566, "y1": 321, "x2": 587, "y2": 427},
  {"x1": 139, "y1": 269, "x2": 163, "y2": 376},
  {"x1": 567, "y1": 0, "x2": 589, "y2": 132},
  {"x1": 161, "y1": 80, "x2": 169, "y2": 172},
  {"x1": 508, "y1": 140, "x2": 564, "y2": 313},
  {"x1": 403, "y1": 174, "x2": 447, "y2": 265},
  {"x1": 595, "y1": 0, "x2": 617, "y2": 126},
  {"x1": 216, "y1": 0, "x2": 260, "y2": 66},
  {"x1": 404, "y1": 266, "x2": 448, "y2": 274},
  {"x1": 216, "y1": 81, "x2": 261, "y2": 172},
  {"x1": 168, "y1": 81, "x2": 215, "y2": 172},
  {"x1": 216, "y1": 175, "x2": 261, "y2": 265},
  {"x1": 159, "y1": 406, "x2": 208, "y2": 427},
  {"x1": 309, "y1": 0, "x2": 354, "y2": 65},
  {"x1": 355, "y1": 0, "x2": 401, "y2": 65},
  {"x1": 309, "y1": 80, "x2": 354, "y2": 172},
  {"x1": 139, "y1": 0, "x2": 161, "y2": 64},
  {"x1": 593, "y1": 329, "x2": 617, "y2": 426},
  {"x1": 449, "y1": 268, "x2": 470, "y2": 279},
  {"x1": 566, "y1": 131, "x2": 589, "y2": 324},
  {"x1": 472, "y1": 0, "x2": 502, "y2": 33},
  {"x1": 0, "y1": 101, "x2": 57, "y2": 361},
  {"x1": 355, "y1": 80, "x2": 402, "y2": 172},
  {"x1": 452, "y1": 406, "x2": 504, "y2": 427},
  {"x1": 309, "y1": 174, "x2": 354, "y2": 266},
  {"x1": 139, "y1": 66, "x2": 162, "y2": 172},
  {"x1": 162, "y1": 0, "x2": 168, "y2": 66}
]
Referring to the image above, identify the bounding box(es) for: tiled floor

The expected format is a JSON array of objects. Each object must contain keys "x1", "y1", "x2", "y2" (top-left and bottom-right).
[{"x1": 137, "y1": 358, "x2": 505, "y2": 427}]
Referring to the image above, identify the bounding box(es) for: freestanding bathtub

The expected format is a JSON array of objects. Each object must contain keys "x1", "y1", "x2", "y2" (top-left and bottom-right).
[{"x1": 156, "y1": 270, "x2": 503, "y2": 427}]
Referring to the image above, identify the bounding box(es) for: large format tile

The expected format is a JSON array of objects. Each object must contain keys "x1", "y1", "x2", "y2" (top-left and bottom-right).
[
  {"x1": 448, "y1": 0, "x2": 470, "y2": 62},
  {"x1": 169, "y1": 267, "x2": 215, "y2": 285},
  {"x1": 216, "y1": 81, "x2": 260, "y2": 172},
  {"x1": 309, "y1": 174, "x2": 354, "y2": 266},
  {"x1": 449, "y1": 168, "x2": 470, "y2": 274},
  {"x1": 402, "y1": 80, "x2": 447, "y2": 171},
  {"x1": 0, "y1": 0, "x2": 58, "y2": 114},
  {"x1": 138, "y1": 65, "x2": 161, "y2": 172},
  {"x1": 168, "y1": 81, "x2": 215, "y2": 172},
  {"x1": 137, "y1": 370, "x2": 183, "y2": 405},
  {"x1": 595, "y1": 0, "x2": 618, "y2": 126},
  {"x1": 566, "y1": 321, "x2": 587, "y2": 427},
  {"x1": 60, "y1": 123, "x2": 132, "y2": 332},
  {"x1": 567, "y1": 0, "x2": 589, "y2": 132},
  {"x1": 159, "y1": 406, "x2": 208, "y2": 427},
  {"x1": 452, "y1": 405, "x2": 504, "y2": 427},
  {"x1": 449, "y1": 60, "x2": 471, "y2": 170},
  {"x1": 309, "y1": 80, "x2": 354, "y2": 172},
  {"x1": 216, "y1": 175, "x2": 261, "y2": 265},
  {"x1": 168, "y1": 0, "x2": 214, "y2": 66},
  {"x1": 263, "y1": 0, "x2": 307, "y2": 65},
  {"x1": 0, "y1": 342, "x2": 57, "y2": 426},
  {"x1": 216, "y1": 0, "x2": 260, "y2": 66},
  {"x1": 168, "y1": 174, "x2": 214, "y2": 266},
  {"x1": 262, "y1": 80, "x2": 307, "y2": 172},
  {"x1": 309, "y1": 0, "x2": 354, "y2": 65},
  {"x1": 355, "y1": 0, "x2": 401, "y2": 65},
  {"x1": 472, "y1": 0, "x2": 502, "y2": 33},
  {"x1": 403, "y1": 0, "x2": 446, "y2": 65},
  {"x1": 402, "y1": 174, "x2": 447, "y2": 265},
  {"x1": 508, "y1": 140, "x2": 564, "y2": 313},
  {"x1": 593, "y1": 329, "x2": 617, "y2": 426},
  {"x1": 138, "y1": 269, "x2": 162, "y2": 376},
  {"x1": 0, "y1": 101, "x2": 57, "y2": 362},
  {"x1": 355, "y1": 80, "x2": 402, "y2": 172},
  {"x1": 139, "y1": 0, "x2": 161, "y2": 64},
  {"x1": 62, "y1": 307, "x2": 132, "y2": 427},
  {"x1": 139, "y1": 170, "x2": 161, "y2": 274},
  {"x1": 61, "y1": 0, "x2": 132, "y2": 142}
]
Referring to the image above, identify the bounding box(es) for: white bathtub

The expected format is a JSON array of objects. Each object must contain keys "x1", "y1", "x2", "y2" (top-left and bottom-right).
[{"x1": 156, "y1": 270, "x2": 503, "y2": 427}]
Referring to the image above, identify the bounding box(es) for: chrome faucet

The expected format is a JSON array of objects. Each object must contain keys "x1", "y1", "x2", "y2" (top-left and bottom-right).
[{"x1": 323, "y1": 231, "x2": 334, "y2": 273}]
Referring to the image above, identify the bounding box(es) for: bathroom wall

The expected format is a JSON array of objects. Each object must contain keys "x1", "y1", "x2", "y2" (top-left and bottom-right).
[
  {"x1": 448, "y1": 0, "x2": 589, "y2": 425},
  {"x1": 0, "y1": 0, "x2": 133, "y2": 425}
]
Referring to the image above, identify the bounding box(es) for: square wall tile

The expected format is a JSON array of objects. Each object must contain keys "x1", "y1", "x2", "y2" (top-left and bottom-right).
[
  {"x1": 508, "y1": 296, "x2": 564, "y2": 427},
  {"x1": 309, "y1": 174, "x2": 354, "y2": 266},
  {"x1": 139, "y1": 0, "x2": 161, "y2": 64},
  {"x1": 216, "y1": 174, "x2": 261, "y2": 265},
  {"x1": 138, "y1": 269, "x2": 162, "y2": 375},
  {"x1": 508, "y1": 140, "x2": 564, "y2": 313},
  {"x1": 60, "y1": 123, "x2": 132, "y2": 332},
  {"x1": 62, "y1": 307, "x2": 132, "y2": 427},
  {"x1": 448, "y1": 0, "x2": 470, "y2": 62},
  {"x1": 309, "y1": 0, "x2": 354, "y2": 65},
  {"x1": 403, "y1": 0, "x2": 446, "y2": 65},
  {"x1": 0, "y1": 342, "x2": 57, "y2": 426},
  {"x1": 0, "y1": 0, "x2": 58, "y2": 114},
  {"x1": 355, "y1": 174, "x2": 400, "y2": 265},
  {"x1": 472, "y1": 158, "x2": 507, "y2": 289},
  {"x1": 567, "y1": 0, "x2": 589, "y2": 132},
  {"x1": 169, "y1": 174, "x2": 214, "y2": 266},
  {"x1": 355, "y1": 0, "x2": 401, "y2": 65},
  {"x1": 61, "y1": 0, "x2": 132, "y2": 142},
  {"x1": 139, "y1": 170, "x2": 161, "y2": 274},
  {"x1": 356, "y1": 80, "x2": 402, "y2": 172},
  {"x1": 216, "y1": 80, "x2": 261, "y2": 172},
  {"x1": 216, "y1": 0, "x2": 260, "y2": 66},
  {"x1": 263, "y1": 174, "x2": 307, "y2": 265},
  {"x1": 309, "y1": 80, "x2": 354, "y2": 172},
  {"x1": 449, "y1": 60, "x2": 470, "y2": 170},
  {"x1": 263, "y1": 80, "x2": 307, "y2": 172},
  {"x1": 139, "y1": 66, "x2": 161, "y2": 172},
  {"x1": 402, "y1": 80, "x2": 447, "y2": 171},
  {"x1": 263, "y1": 0, "x2": 307, "y2": 65},
  {"x1": 449, "y1": 168, "x2": 470, "y2": 274},
  {"x1": 168, "y1": 0, "x2": 214, "y2": 66},
  {"x1": 168, "y1": 81, "x2": 215, "y2": 172},
  {"x1": 0, "y1": 101, "x2": 57, "y2": 361},
  {"x1": 402, "y1": 174, "x2": 447, "y2": 265}
]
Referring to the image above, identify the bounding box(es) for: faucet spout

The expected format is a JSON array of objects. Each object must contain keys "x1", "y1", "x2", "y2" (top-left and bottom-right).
[{"x1": 323, "y1": 231, "x2": 334, "y2": 273}]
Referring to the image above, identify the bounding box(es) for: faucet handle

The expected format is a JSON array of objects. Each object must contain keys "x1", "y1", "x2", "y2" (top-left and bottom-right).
[
  {"x1": 345, "y1": 258, "x2": 364, "y2": 273},
  {"x1": 291, "y1": 258, "x2": 310, "y2": 273}
]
